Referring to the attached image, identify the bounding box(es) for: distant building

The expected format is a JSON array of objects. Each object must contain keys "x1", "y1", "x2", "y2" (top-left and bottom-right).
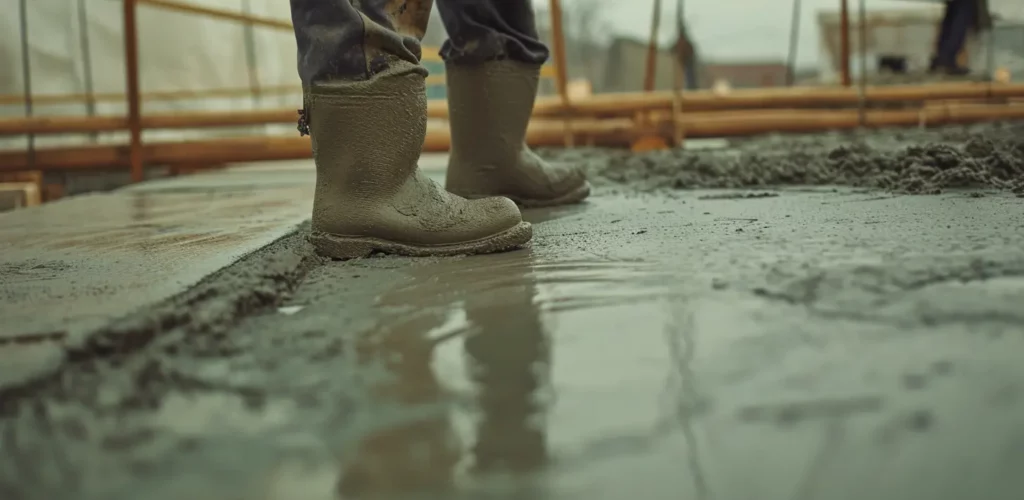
[{"x1": 601, "y1": 37, "x2": 698, "y2": 93}]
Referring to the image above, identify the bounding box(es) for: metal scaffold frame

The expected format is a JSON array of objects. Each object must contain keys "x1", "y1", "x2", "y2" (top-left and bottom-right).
[{"x1": 2, "y1": 0, "x2": 1023, "y2": 182}]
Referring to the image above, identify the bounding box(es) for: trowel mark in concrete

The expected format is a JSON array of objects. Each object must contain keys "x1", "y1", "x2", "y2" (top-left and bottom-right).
[{"x1": 542, "y1": 121, "x2": 1024, "y2": 195}]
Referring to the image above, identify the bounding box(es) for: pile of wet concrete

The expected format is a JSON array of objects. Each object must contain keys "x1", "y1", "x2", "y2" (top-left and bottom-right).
[{"x1": 543, "y1": 122, "x2": 1024, "y2": 195}]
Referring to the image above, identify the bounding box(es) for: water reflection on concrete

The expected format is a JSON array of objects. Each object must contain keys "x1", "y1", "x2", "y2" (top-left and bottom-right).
[
  {"x1": 332, "y1": 249, "x2": 706, "y2": 499},
  {"x1": 319, "y1": 194, "x2": 1024, "y2": 500},
  {"x1": 5, "y1": 190, "x2": 1024, "y2": 500}
]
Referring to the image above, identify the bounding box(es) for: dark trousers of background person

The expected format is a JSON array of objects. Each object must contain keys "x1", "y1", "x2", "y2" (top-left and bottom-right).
[{"x1": 932, "y1": 0, "x2": 976, "y2": 72}]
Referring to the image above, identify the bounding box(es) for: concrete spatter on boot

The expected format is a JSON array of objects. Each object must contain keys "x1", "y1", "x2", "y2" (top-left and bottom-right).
[
  {"x1": 388, "y1": 171, "x2": 517, "y2": 234},
  {"x1": 445, "y1": 60, "x2": 591, "y2": 208},
  {"x1": 305, "y1": 62, "x2": 531, "y2": 260}
]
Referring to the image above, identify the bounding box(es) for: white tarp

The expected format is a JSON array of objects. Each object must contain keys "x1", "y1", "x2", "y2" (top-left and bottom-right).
[{"x1": 0, "y1": 0, "x2": 302, "y2": 148}]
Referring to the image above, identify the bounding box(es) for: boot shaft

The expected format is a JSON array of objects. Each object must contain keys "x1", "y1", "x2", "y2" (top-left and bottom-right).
[
  {"x1": 444, "y1": 61, "x2": 541, "y2": 167},
  {"x1": 306, "y1": 65, "x2": 429, "y2": 200}
]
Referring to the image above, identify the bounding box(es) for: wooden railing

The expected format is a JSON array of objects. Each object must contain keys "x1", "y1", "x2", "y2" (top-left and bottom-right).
[{"x1": 1, "y1": 0, "x2": 569, "y2": 182}]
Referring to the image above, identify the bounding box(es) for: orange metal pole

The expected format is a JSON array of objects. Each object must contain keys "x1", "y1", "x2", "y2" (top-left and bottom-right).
[
  {"x1": 548, "y1": 0, "x2": 573, "y2": 146},
  {"x1": 123, "y1": 0, "x2": 144, "y2": 182},
  {"x1": 840, "y1": 0, "x2": 851, "y2": 86}
]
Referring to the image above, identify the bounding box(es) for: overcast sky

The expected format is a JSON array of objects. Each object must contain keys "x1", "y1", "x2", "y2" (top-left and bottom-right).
[{"x1": 532, "y1": 0, "x2": 939, "y2": 68}]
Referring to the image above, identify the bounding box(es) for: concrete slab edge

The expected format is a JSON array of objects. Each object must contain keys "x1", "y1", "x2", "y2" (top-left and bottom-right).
[{"x1": 0, "y1": 222, "x2": 324, "y2": 398}]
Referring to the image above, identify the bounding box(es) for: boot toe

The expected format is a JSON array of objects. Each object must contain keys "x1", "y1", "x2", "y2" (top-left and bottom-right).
[
  {"x1": 462, "y1": 195, "x2": 532, "y2": 250},
  {"x1": 467, "y1": 195, "x2": 525, "y2": 233},
  {"x1": 553, "y1": 162, "x2": 588, "y2": 192}
]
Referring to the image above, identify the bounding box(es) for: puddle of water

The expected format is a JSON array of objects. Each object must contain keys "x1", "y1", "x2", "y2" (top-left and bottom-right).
[
  {"x1": 333, "y1": 251, "x2": 1024, "y2": 499},
  {"x1": 340, "y1": 252, "x2": 705, "y2": 498}
]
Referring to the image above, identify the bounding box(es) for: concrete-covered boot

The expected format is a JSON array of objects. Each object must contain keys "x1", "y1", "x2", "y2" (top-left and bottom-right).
[
  {"x1": 445, "y1": 61, "x2": 591, "y2": 208},
  {"x1": 305, "y1": 66, "x2": 531, "y2": 259}
]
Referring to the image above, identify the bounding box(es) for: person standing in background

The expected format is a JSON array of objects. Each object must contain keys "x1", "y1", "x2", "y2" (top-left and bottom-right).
[{"x1": 929, "y1": 0, "x2": 992, "y2": 76}]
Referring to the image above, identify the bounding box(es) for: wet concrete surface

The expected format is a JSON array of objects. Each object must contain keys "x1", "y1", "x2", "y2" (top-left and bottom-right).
[
  {"x1": 2, "y1": 126, "x2": 1024, "y2": 500},
  {"x1": 3, "y1": 189, "x2": 1024, "y2": 500},
  {"x1": 0, "y1": 167, "x2": 315, "y2": 388}
]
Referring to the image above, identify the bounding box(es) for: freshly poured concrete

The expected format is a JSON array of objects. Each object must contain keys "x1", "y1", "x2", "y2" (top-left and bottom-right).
[
  {"x1": 0, "y1": 154, "x2": 453, "y2": 390},
  {"x1": 3, "y1": 186, "x2": 1023, "y2": 500},
  {"x1": 0, "y1": 166, "x2": 314, "y2": 388},
  {"x1": 1, "y1": 128, "x2": 1023, "y2": 499}
]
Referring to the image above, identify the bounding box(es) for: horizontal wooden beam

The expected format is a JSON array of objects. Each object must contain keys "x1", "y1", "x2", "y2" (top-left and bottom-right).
[
  {"x1": 528, "y1": 81, "x2": 1024, "y2": 118},
  {"x1": 0, "y1": 70, "x2": 557, "y2": 108},
  {"x1": 4, "y1": 81, "x2": 1022, "y2": 136},
  {"x1": 4, "y1": 102, "x2": 1024, "y2": 172},
  {"x1": 0, "y1": 84, "x2": 301, "y2": 107}
]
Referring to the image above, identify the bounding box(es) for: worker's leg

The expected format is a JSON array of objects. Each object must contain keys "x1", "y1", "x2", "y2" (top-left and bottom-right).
[
  {"x1": 290, "y1": 0, "x2": 429, "y2": 84},
  {"x1": 932, "y1": 0, "x2": 975, "y2": 71},
  {"x1": 933, "y1": 1, "x2": 956, "y2": 66},
  {"x1": 434, "y1": 0, "x2": 550, "y2": 65},
  {"x1": 436, "y1": 0, "x2": 591, "y2": 208},
  {"x1": 288, "y1": 0, "x2": 531, "y2": 259}
]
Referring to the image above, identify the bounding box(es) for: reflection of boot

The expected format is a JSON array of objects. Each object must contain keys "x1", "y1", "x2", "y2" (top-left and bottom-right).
[
  {"x1": 306, "y1": 64, "x2": 532, "y2": 259},
  {"x1": 464, "y1": 290, "x2": 550, "y2": 474},
  {"x1": 445, "y1": 61, "x2": 591, "y2": 208},
  {"x1": 338, "y1": 312, "x2": 462, "y2": 498}
]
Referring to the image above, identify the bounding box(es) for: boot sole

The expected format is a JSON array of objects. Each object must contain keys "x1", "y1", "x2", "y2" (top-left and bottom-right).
[{"x1": 308, "y1": 221, "x2": 533, "y2": 260}]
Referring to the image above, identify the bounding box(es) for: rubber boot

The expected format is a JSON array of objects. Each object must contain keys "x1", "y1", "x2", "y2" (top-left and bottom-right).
[
  {"x1": 444, "y1": 61, "x2": 591, "y2": 208},
  {"x1": 306, "y1": 66, "x2": 532, "y2": 259}
]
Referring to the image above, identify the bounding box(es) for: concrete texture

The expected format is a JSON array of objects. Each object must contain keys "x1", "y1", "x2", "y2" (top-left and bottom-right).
[
  {"x1": 545, "y1": 121, "x2": 1024, "y2": 195},
  {"x1": 0, "y1": 154, "x2": 451, "y2": 390},
  {"x1": 0, "y1": 166, "x2": 315, "y2": 389},
  {"x1": 1, "y1": 129, "x2": 1023, "y2": 500}
]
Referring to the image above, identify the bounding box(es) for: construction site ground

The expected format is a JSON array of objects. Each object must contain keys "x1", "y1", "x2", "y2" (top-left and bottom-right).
[{"x1": 1, "y1": 124, "x2": 1023, "y2": 500}]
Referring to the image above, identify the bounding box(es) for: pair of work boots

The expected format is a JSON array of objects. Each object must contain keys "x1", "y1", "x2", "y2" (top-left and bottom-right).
[{"x1": 304, "y1": 61, "x2": 590, "y2": 260}]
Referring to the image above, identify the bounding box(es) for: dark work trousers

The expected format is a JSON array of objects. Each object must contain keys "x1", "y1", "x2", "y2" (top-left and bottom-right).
[
  {"x1": 289, "y1": 0, "x2": 551, "y2": 86},
  {"x1": 932, "y1": 0, "x2": 976, "y2": 68}
]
